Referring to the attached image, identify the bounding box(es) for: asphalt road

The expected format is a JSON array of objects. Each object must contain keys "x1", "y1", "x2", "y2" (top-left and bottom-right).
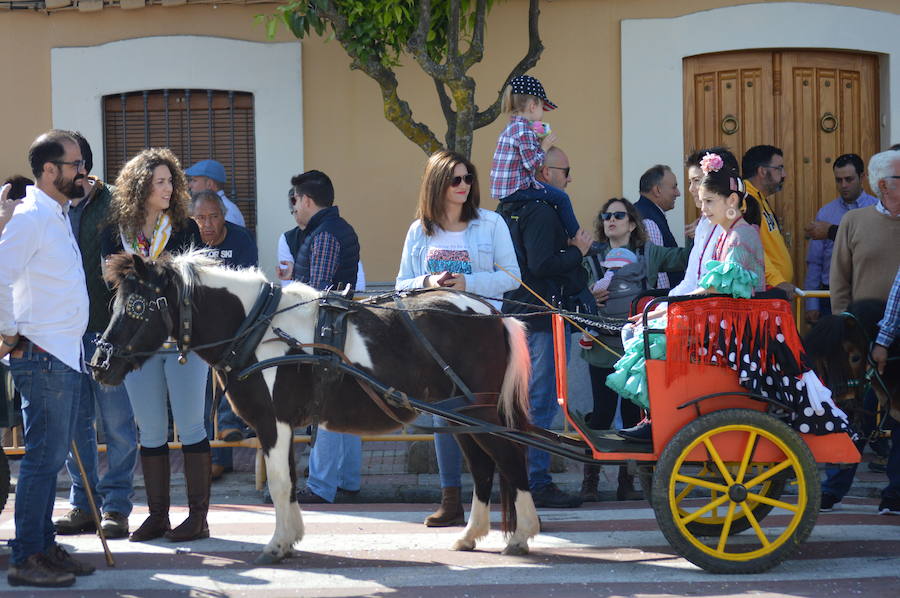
[{"x1": 1, "y1": 494, "x2": 897, "y2": 597}]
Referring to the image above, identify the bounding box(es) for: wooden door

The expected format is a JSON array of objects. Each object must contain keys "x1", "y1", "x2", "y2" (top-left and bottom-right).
[{"x1": 684, "y1": 50, "x2": 879, "y2": 288}]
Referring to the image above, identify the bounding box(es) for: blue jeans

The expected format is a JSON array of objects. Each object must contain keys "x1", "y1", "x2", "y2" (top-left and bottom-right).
[
  {"x1": 526, "y1": 328, "x2": 570, "y2": 491},
  {"x1": 306, "y1": 427, "x2": 362, "y2": 502},
  {"x1": 822, "y1": 389, "x2": 876, "y2": 499},
  {"x1": 882, "y1": 416, "x2": 900, "y2": 500},
  {"x1": 433, "y1": 416, "x2": 463, "y2": 488},
  {"x1": 502, "y1": 184, "x2": 579, "y2": 238},
  {"x1": 9, "y1": 347, "x2": 83, "y2": 565},
  {"x1": 124, "y1": 350, "x2": 208, "y2": 448},
  {"x1": 204, "y1": 372, "x2": 251, "y2": 469},
  {"x1": 65, "y1": 333, "x2": 137, "y2": 516}
]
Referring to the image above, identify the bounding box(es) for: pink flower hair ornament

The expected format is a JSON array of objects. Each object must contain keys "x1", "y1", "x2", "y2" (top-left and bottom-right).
[{"x1": 700, "y1": 152, "x2": 724, "y2": 175}]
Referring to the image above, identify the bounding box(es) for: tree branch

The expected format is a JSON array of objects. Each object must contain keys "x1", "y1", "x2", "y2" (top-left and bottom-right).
[
  {"x1": 434, "y1": 78, "x2": 457, "y2": 147},
  {"x1": 406, "y1": 0, "x2": 448, "y2": 80},
  {"x1": 321, "y1": 0, "x2": 443, "y2": 154},
  {"x1": 446, "y1": 0, "x2": 461, "y2": 77},
  {"x1": 461, "y1": 0, "x2": 487, "y2": 70},
  {"x1": 473, "y1": 0, "x2": 543, "y2": 130}
]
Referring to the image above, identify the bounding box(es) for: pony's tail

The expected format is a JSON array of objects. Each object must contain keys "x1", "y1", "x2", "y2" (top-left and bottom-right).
[{"x1": 498, "y1": 317, "x2": 531, "y2": 429}]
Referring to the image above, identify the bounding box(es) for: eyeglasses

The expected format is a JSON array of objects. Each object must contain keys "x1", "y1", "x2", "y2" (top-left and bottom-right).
[
  {"x1": 761, "y1": 164, "x2": 785, "y2": 172},
  {"x1": 601, "y1": 211, "x2": 628, "y2": 221},
  {"x1": 885, "y1": 175, "x2": 900, "y2": 180},
  {"x1": 450, "y1": 174, "x2": 474, "y2": 187},
  {"x1": 547, "y1": 166, "x2": 571, "y2": 177},
  {"x1": 53, "y1": 159, "x2": 86, "y2": 170}
]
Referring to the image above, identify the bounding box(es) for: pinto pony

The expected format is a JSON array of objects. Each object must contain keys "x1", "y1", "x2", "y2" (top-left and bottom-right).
[
  {"x1": 803, "y1": 299, "x2": 900, "y2": 424},
  {"x1": 91, "y1": 251, "x2": 539, "y2": 563}
]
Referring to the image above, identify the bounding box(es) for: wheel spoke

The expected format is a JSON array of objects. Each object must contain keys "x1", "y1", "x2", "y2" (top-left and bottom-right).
[
  {"x1": 744, "y1": 458, "x2": 793, "y2": 488},
  {"x1": 703, "y1": 438, "x2": 735, "y2": 485},
  {"x1": 674, "y1": 473, "x2": 729, "y2": 494},
  {"x1": 678, "y1": 493, "x2": 731, "y2": 525},
  {"x1": 745, "y1": 491, "x2": 799, "y2": 512},
  {"x1": 716, "y1": 501, "x2": 737, "y2": 552},
  {"x1": 741, "y1": 501, "x2": 771, "y2": 547},
  {"x1": 735, "y1": 431, "x2": 758, "y2": 483}
]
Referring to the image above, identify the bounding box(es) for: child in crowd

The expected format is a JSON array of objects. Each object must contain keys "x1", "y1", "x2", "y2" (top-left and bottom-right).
[
  {"x1": 490, "y1": 74, "x2": 582, "y2": 239},
  {"x1": 579, "y1": 247, "x2": 640, "y2": 349}
]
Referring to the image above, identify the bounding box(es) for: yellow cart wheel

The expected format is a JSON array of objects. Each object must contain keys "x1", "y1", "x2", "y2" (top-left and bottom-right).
[
  {"x1": 677, "y1": 462, "x2": 788, "y2": 537},
  {"x1": 651, "y1": 408, "x2": 819, "y2": 574}
]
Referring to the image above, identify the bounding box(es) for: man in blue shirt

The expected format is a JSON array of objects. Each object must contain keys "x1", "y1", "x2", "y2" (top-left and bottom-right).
[
  {"x1": 191, "y1": 191, "x2": 258, "y2": 480},
  {"x1": 803, "y1": 154, "x2": 877, "y2": 324}
]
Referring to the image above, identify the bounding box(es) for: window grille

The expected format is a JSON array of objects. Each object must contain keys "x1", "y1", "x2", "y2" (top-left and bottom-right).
[{"x1": 102, "y1": 89, "x2": 257, "y2": 232}]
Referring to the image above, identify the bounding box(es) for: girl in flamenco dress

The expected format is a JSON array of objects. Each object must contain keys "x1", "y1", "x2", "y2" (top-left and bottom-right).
[{"x1": 608, "y1": 152, "x2": 850, "y2": 441}]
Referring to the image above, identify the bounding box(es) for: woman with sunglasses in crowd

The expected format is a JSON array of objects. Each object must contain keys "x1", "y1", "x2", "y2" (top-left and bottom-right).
[
  {"x1": 578, "y1": 197, "x2": 689, "y2": 501},
  {"x1": 100, "y1": 148, "x2": 209, "y2": 543},
  {"x1": 396, "y1": 150, "x2": 520, "y2": 527}
]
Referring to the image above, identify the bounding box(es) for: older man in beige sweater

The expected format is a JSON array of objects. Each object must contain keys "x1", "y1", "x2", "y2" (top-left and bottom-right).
[{"x1": 830, "y1": 149, "x2": 900, "y2": 314}]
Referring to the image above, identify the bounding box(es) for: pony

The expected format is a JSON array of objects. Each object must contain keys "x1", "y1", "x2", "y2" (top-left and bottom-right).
[
  {"x1": 803, "y1": 299, "x2": 900, "y2": 425},
  {"x1": 90, "y1": 250, "x2": 539, "y2": 563}
]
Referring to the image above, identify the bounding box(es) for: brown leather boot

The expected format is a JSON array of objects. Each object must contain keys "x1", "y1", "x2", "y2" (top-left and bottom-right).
[
  {"x1": 424, "y1": 486, "x2": 465, "y2": 527},
  {"x1": 581, "y1": 464, "x2": 602, "y2": 502},
  {"x1": 130, "y1": 449, "x2": 171, "y2": 542},
  {"x1": 616, "y1": 465, "x2": 643, "y2": 501},
  {"x1": 166, "y1": 447, "x2": 211, "y2": 542}
]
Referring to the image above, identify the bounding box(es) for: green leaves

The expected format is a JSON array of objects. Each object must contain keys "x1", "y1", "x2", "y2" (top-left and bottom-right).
[{"x1": 259, "y1": 0, "x2": 495, "y2": 68}]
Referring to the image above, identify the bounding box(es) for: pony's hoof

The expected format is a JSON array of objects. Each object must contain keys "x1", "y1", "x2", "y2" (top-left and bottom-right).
[
  {"x1": 452, "y1": 538, "x2": 475, "y2": 551},
  {"x1": 502, "y1": 543, "x2": 529, "y2": 556},
  {"x1": 254, "y1": 551, "x2": 285, "y2": 565}
]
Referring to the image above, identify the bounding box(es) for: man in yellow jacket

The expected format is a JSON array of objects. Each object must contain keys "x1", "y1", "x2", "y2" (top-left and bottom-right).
[{"x1": 742, "y1": 145, "x2": 796, "y2": 298}]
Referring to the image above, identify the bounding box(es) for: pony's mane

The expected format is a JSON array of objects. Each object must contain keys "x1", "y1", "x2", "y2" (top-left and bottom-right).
[{"x1": 170, "y1": 247, "x2": 268, "y2": 293}]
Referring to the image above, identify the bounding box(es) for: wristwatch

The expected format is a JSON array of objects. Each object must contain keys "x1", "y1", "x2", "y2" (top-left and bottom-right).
[{"x1": 1, "y1": 335, "x2": 18, "y2": 348}]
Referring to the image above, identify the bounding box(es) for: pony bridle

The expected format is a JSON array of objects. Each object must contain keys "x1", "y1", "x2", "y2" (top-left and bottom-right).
[{"x1": 92, "y1": 275, "x2": 193, "y2": 370}]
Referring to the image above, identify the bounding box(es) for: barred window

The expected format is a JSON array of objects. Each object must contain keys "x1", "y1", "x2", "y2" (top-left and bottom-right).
[{"x1": 102, "y1": 89, "x2": 257, "y2": 232}]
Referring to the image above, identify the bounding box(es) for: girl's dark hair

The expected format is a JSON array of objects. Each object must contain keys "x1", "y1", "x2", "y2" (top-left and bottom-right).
[
  {"x1": 594, "y1": 197, "x2": 648, "y2": 247},
  {"x1": 699, "y1": 148, "x2": 760, "y2": 226}
]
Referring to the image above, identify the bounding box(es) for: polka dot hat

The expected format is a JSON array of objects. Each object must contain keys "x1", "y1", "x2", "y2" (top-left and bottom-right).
[{"x1": 509, "y1": 74, "x2": 557, "y2": 111}]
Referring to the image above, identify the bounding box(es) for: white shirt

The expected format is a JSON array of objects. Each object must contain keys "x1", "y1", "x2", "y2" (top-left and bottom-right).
[
  {"x1": 668, "y1": 215, "x2": 723, "y2": 296},
  {"x1": 0, "y1": 186, "x2": 89, "y2": 371},
  {"x1": 218, "y1": 190, "x2": 246, "y2": 227}
]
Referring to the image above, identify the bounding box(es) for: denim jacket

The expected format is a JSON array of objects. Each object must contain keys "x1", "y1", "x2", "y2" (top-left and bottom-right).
[{"x1": 395, "y1": 208, "x2": 520, "y2": 308}]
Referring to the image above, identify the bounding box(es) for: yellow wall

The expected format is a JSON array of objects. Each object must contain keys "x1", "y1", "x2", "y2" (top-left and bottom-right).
[{"x1": 2, "y1": 0, "x2": 898, "y2": 280}]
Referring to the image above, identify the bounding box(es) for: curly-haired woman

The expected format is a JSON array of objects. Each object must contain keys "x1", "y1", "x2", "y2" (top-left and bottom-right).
[{"x1": 100, "y1": 148, "x2": 208, "y2": 543}]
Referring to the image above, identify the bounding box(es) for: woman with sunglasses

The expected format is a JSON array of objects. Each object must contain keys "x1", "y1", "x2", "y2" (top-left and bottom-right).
[
  {"x1": 579, "y1": 198, "x2": 689, "y2": 501},
  {"x1": 396, "y1": 150, "x2": 520, "y2": 527},
  {"x1": 100, "y1": 148, "x2": 209, "y2": 543}
]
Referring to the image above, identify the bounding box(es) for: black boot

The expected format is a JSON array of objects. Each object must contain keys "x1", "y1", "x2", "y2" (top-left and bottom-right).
[
  {"x1": 616, "y1": 465, "x2": 643, "y2": 501},
  {"x1": 166, "y1": 441, "x2": 211, "y2": 542},
  {"x1": 581, "y1": 464, "x2": 602, "y2": 502},
  {"x1": 130, "y1": 446, "x2": 171, "y2": 542},
  {"x1": 424, "y1": 486, "x2": 465, "y2": 527}
]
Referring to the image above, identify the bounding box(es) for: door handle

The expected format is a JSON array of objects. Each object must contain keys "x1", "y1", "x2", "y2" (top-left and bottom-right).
[
  {"x1": 720, "y1": 114, "x2": 739, "y2": 135},
  {"x1": 820, "y1": 112, "x2": 839, "y2": 133}
]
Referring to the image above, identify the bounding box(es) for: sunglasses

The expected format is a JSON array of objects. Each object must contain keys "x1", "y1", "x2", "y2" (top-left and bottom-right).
[
  {"x1": 601, "y1": 211, "x2": 628, "y2": 221},
  {"x1": 547, "y1": 166, "x2": 571, "y2": 178},
  {"x1": 450, "y1": 174, "x2": 474, "y2": 187}
]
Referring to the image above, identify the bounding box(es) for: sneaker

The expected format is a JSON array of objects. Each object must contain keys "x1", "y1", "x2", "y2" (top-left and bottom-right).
[
  {"x1": 532, "y1": 483, "x2": 583, "y2": 508},
  {"x1": 820, "y1": 493, "x2": 841, "y2": 512},
  {"x1": 100, "y1": 511, "x2": 129, "y2": 539},
  {"x1": 7, "y1": 553, "x2": 75, "y2": 588},
  {"x1": 618, "y1": 418, "x2": 652, "y2": 443},
  {"x1": 211, "y1": 463, "x2": 233, "y2": 481},
  {"x1": 44, "y1": 543, "x2": 95, "y2": 576},
  {"x1": 218, "y1": 428, "x2": 244, "y2": 442},
  {"x1": 297, "y1": 487, "x2": 331, "y2": 504},
  {"x1": 336, "y1": 487, "x2": 360, "y2": 502},
  {"x1": 868, "y1": 457, "x2": 888, "y2": 473},
  {"x1": 54, "y1": 508, "x2": 96, "y2": 535},
  {"x1": 878, "y1": 497, "x2": 900, "y2": 515}
]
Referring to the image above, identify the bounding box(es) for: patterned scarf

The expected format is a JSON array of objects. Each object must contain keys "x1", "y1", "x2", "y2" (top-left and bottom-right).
[{"x1": 122, "y1": 213, "x2": 172, "y2": 259}]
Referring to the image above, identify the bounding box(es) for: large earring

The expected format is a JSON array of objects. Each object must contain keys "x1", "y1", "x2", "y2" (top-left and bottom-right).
[{"x1": 726, "y1": 207, "x2": 738, "y2": 220}]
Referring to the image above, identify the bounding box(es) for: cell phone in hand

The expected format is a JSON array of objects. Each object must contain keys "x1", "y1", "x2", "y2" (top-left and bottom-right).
[{"x1": 436, "y1": 271, "x2": 454, "y2": 286}]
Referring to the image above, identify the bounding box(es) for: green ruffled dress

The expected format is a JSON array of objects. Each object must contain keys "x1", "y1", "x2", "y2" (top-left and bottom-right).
[{"x1": 605, "y1": 223, "x2": 763, "y2": 409}]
